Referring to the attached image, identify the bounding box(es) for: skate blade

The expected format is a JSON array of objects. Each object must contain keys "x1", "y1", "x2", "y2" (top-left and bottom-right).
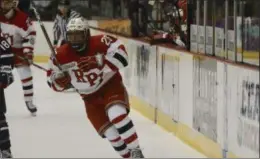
[{"x1": 30, "y1": 112, "x2": 37, "y2": 117}]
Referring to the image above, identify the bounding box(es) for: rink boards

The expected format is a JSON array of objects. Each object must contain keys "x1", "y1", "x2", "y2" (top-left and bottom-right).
[{"x1": 32, "y1": 22, "x2": 259, "y2": 158}]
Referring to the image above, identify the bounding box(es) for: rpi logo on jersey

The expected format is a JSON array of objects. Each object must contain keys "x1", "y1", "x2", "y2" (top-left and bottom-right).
[{"x1": 73, "y1": 69, "x2": 104, "y2": 87}]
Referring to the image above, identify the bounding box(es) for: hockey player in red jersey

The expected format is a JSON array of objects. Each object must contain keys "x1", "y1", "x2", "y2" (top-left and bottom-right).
[
  {"x1": 47, "y1": 17, "x2": 144, "y2": 158},
  {"x1": 0, "y1": 0, "x2": 37, "y2": 116}
]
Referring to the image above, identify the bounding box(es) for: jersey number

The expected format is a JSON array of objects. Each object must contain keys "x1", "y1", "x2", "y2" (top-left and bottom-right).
[
  {"x1": 0, "y1": 40, "x2": 11, "y2": 51},
  {"x1": 1, "y1": 33, "x2": 13, "y2": 45},
  {"x1": 101, "y1": 35, "x2": 113, "y2": 46}
]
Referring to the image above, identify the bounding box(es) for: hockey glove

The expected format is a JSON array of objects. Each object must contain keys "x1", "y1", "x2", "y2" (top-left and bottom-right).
[
  {"x1": 53, "y1": 72, "x2": 71, "y2": 89},
  {"x1": 0, "y1": 65, "x2": 14, "y2": 89},
  {"x1": 77, "y1": 54, "x2": 105, "y2": 72}
]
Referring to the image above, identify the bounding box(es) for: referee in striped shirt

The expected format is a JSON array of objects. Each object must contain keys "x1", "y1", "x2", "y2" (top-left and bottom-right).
[{"x1": 53, "y1": 0, "x2": 81, "y2": 47}]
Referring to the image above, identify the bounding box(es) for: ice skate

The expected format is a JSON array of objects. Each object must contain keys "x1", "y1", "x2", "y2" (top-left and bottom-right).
[
  {"x1": 0, "y1": 149, "x2": 13, "y2": 158},
  {"x1": 25, "y1": 101, "x2": 37, "y2": 116},
  {"x1": 130, "y1": 148, "x2": 144, "y2": 158}
]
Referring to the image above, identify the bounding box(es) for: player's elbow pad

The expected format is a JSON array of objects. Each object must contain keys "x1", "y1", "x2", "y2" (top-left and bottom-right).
[{"x1": 105, "y1": 49, "x2": 128, "y2": 72}]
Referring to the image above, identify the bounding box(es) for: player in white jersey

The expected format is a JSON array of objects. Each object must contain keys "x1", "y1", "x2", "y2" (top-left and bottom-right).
[{"x1": 0, "y1": 0, "x2": 37, "y2": 116}]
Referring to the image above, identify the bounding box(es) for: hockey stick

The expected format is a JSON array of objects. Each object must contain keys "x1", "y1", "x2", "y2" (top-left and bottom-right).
[
  {"x1": 30, "y1": 3, "x2": 62, "y2": 71},
  {"x1": 16, "y1": 55, "x2": 48, "y2": 72},
  {"x1": 31, "y1": 63, "x2": 48, "y2": 71},
  {"x1": 30, "y1": 3, "x2": 78, "y2": 92}
]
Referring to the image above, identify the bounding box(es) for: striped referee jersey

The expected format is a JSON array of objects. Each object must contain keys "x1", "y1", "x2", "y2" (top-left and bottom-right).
[{"x1": 53, "y1": 10, "x2": 81, "y2": 46}]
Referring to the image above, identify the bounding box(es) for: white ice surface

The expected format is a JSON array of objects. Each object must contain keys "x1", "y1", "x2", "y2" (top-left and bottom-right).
[{"x1": 4, "y1": 64, "x2": 206, "y2": 158}]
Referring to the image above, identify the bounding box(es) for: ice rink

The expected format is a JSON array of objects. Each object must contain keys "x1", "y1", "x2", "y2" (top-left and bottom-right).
[{"x1": 4, "y1": 64, "x2": 206, "y2": 158}]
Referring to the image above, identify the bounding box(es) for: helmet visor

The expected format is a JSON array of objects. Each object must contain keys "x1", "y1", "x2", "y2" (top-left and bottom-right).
[
  {"x1": 67, "y1": 30, "x2": 86, "y2": 51},
  {"x1": 67, "y1": 31, "x2": 85, "y2": 44}
]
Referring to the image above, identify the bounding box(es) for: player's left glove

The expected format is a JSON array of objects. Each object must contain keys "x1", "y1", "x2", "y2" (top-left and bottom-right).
[
  {"x1": 77, "y1": 54, "x2": 105, "y2": 72},
  {"x1": 52, "y1": 71, "x2": 71, "y2": 89},
  {"x1": 0, "y1": 65, "x2": 14, "y2": 89}
]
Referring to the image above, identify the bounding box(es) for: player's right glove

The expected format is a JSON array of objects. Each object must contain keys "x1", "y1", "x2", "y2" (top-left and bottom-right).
[
  {"x1": 0, "y1": 65, "x2": 14, "y2": 89},
  {"x1": 52, "y1": 72, "x2": 71, "y2": 89}
]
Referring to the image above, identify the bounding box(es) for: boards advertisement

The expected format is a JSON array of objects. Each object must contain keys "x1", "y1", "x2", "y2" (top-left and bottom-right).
[
  {"x1": 227, "y1": 66, "x2": 259, "y2": 158},
  {"x1": 97, "y1": 19, "x2": 132, "y2": 36},
  {"x1": 157, "y1": 47, "x2": 180, "y2": 120},
  {"x1": 133, "y1": 42, "x2": 157, "y2": 107},
  {"x1": 193, "y1": 57, "x2": 218, "y2": 142}
]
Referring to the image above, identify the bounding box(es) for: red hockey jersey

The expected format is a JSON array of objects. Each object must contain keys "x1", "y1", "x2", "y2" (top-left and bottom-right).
[
  {"x1": 0, "y1": 9, "x2": 36, "y2": 66},
  {"x1": 47, "y1": 34, "x2": 128, "y2": 95}
]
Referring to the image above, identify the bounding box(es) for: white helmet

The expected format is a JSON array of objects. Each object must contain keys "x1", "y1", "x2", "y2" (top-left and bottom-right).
[
  {"x1": 66, "y1": 17, "x2": 90, "y2": 52},
  {"x1": 66, "y1": 17, "x2": 89, "y2": 32}
]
